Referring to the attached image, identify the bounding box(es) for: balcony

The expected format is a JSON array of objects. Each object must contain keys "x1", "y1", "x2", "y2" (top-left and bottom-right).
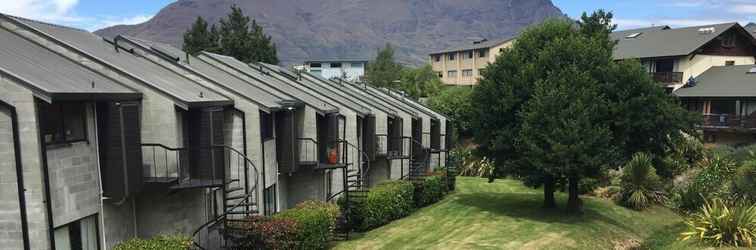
[
  {"x1": 650, "y1": 72, "x2": 684, "y2": 84},
  {"x1": 701, "y1": 114, "x2": 756, "y2": 130}
]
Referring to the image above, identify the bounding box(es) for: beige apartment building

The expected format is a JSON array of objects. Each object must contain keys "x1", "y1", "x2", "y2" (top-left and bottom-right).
[{"x1": 429, "y1": 38, "x2": 515, "y2": 86}]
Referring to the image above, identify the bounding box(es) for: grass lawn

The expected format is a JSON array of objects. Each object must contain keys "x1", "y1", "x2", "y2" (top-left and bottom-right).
[{"x1": 331, "y1": 177, "x2": 736, "y2": 250}]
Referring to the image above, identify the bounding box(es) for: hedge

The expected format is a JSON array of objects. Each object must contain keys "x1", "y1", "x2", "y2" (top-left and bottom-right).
[
  {"x1": 353, "y1": 180, "x2": 415, "y2": 231},
  {"x1": 414, "y1": 175, "x2": 447, "y2": 207},
  {"x1": 274, "y1": 200, "x2": 340, "y2": 250},
  {"x1": 113, "y1": 235, "x2": 191, "y2": 250}
]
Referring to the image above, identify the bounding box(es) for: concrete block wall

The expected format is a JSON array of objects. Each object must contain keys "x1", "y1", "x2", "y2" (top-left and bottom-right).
[
  {"x1": 0, "y1": 77, "x2": 52, "y2": 250},
  {"x1": 0, "y1": 105, "x2": 24, "y2": 250},
  {"x1": 46, "y1": 104, "x2": 100, "y2": 228}
]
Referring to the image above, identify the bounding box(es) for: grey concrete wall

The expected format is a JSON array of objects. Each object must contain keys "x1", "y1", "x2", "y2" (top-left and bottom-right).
[
  {"x1": 282, "y1": 169, "x2": 325, "y2": 209},
  {"x1": 0, "y1": 105, "x2": 24, "y2": 250},
  {"x1": 135, "y1": 188, "x2": 206, "y2": 238},
  {"x1": 101, "y1": 198, "x2": 136, "y2": 249},
  {"x1": 367, "y1": 160, "x2": 390, "y2": 187},
  {"x1": 0, "y1": 77, "x2": 52, "y2": 250},
  {"x1": 46, "y1": 104, "x2": 100, "y2": 228}
]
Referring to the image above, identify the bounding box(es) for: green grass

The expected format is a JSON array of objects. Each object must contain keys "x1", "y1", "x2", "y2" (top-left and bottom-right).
[{"x1": 331, "y1": 177, "x2": 735, "y2": 250}]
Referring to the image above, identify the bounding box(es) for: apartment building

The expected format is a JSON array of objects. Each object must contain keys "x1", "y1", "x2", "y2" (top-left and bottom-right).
[
  {"x1": 302, "y1": 58, "x2": 368, "y2": 82},
  {"x1": 0, "y1": 13, "x2": 450, "y2": 250},
  {"x1": 611, "y1": 23, "x2": 756, "y2": 92},
  {"x1": 429, "y1": 38, "x2": 515, "y2": 86}
]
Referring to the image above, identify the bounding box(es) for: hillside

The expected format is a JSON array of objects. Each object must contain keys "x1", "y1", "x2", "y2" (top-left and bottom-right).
[{"x1": 96, "y1": 0, "x2": 565, "y2": 65}]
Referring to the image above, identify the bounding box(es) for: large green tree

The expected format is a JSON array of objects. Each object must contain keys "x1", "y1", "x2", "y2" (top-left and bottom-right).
[
  {"x1": 181, "y1": 5, "x2": 278, "y2": 64},
  {"x1": 470, "y1": 11, "x2": 697, "y2": 212},
  {"x1": 399, "y1": 65, "x2": 442, "y2": 99},
  {"x1": 365, "y1": 43, "x2": 403, "y2": 88},
  {"x1": 427, "y1": 86, "x2": 473, "y2": 138}
]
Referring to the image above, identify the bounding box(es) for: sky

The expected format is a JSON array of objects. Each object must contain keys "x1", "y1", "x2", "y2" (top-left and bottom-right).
[{"x1": 0, "y1": 0, "x2": 755, "y2": 32}]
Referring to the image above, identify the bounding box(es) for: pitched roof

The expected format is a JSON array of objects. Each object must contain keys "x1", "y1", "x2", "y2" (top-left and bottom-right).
[
  {"x1": 257, "y1": 63, "x2": 372, "y2": 116},
  {"x1": 0, "y1": 27, "x2": 139, "y2": 102},
  {"x1": 6, "y1": 14, "x2": 232, "y2": 109},
  {"x1": 120, "y1": 36, "x2": 290, "y2": 111},
  {"x1": 362, "y1": 84, "x2": 439, "y2": 120},
  {"x1": 340, "y1": 82, "x2": 419, "y2": 118},
  {"x1": 386, "y1": 91, "x2": 448, "y2": 121},
  {"x1": 746, "y1": 23, "x2": 756, "y2": 33},
  {"x1": 611, "y1": 22, "x2": 742, "y2": 60},
  {"x1": 300, "y1": 73, "x2": 399, "y2": 117},
  {"x1": 431, "y1": 36, "x2": 516, "y2": 55},
  {"x1": 675, "y1": 65, "x2": 756, "y2": 98},
  {"x1": 198, "y1": 52, "x2": 338, "y2": 113}
]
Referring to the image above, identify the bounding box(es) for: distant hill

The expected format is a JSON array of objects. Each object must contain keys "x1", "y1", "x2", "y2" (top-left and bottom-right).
[{"x1": 96, "y1": 0, "x2": 565, "y2": 66}]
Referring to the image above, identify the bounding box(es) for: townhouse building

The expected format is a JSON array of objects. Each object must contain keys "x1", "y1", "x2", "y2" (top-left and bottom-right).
[
  {"x1": 0, "y1": 13, "x2": 450, "y2": 250},
  {"x1": 429, "y1": 38, "x2": 515, "y2": 86}
]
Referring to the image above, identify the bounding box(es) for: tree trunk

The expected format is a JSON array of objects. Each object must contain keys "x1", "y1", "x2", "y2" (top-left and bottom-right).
[
  {"x1": 567, "y1": 176, "x2": 583, "y2": 214},
  {"x1": 487, "y1": 174, "x2": 495, "y2": 183},
  {"x1": 543, "y1": 175, "x2": 557, "y2": 209}
]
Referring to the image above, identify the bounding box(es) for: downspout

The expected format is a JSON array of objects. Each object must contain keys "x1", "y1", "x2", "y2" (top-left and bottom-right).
[
  {"x1": 2, "y1": 100, "x2": 30, "y2": 250},
  {"x1": 259, "y1": 111, "x2": 267, "y2": 214},
  {"x1": 34, "y1": 100, "x2": 56, "y2": 249},
  {"x1": 91, "y1": 103, "x2": 108, "y2": 249}
]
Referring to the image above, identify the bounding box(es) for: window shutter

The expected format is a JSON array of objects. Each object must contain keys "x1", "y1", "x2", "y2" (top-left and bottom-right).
[
  {"x1": 99, "y1": 102, "x2": 142, "y2": 201},
  {"x1": 363, "y1": 116, "x2": 376, "y2": 160},
  {"x1": 326, "y1": 114, "x2": 339, "y2": 143},
  {"x1": 275, "y1": 111, "x2": 295, "y2": 173},
  {"x1": 188, "y1": 108, "x2": 225, "y2": 181}
]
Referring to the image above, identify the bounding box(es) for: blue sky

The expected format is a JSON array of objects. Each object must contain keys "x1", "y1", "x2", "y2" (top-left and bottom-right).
[{"x1": 0, "y1": 0, "x2": 754, "y2": 31}]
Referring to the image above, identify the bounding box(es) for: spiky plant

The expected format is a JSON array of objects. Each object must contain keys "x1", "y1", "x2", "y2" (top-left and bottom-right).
[
  {"x1": 619, "y1": 152, "x2": 662, "y2": 210},
  {"x1": 680, "y1": 198, "x2": 756, "y2": 248}
]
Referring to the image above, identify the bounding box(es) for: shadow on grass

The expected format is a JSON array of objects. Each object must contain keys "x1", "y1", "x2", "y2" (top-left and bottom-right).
[{"x1": 453, "y1": 192, "x2": 633, "y2": 232}]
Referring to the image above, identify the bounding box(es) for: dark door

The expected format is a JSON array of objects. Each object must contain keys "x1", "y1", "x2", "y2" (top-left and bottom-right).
[
  {"x1": 97, "y1": 102, "x2": 142, "y2": 201},
  {"x1": 362, "y1": 116, "x2": 376, "y2": 160}
]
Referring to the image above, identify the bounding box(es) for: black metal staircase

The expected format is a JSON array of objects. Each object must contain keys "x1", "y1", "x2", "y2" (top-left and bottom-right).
[
  {"x1": 141, "y1": 144, "x2": 260, "y2": 250},
  {"x1": 325, "y1": 139, "x2": 370, "y2": 241}
]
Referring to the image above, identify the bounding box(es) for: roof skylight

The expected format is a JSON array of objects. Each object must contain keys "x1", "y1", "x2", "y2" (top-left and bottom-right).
[{"x1": 625, "y1": 32, "x2": 642, "y2": 39}]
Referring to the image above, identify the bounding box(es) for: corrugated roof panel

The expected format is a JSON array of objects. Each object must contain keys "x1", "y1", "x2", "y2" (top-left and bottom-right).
[
  {"x1": 300, "y1": 73, "x2": 398, "y2": 116},
  {"x1": 10, "y1": 15, "x2": 230, "y2": 106},
  {"x1": 258, "y1": 63, "x2": 371, "y2": 115},
  {"x1": 0, "y1": 27, "x2": 138, "y2": 100},
  {"x1": 122, "y1": 37, "x2": 286, "y2": 110},
  {"x1": 200, "y1": 52, "x2": 337, "y2": 113}
]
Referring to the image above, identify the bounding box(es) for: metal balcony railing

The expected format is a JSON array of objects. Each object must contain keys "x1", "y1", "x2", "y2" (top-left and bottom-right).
[
  {"x1": 296, "y1": 138, "x2": 319, "y2": 164},
  {"x1": 701, "y1": 114, "x2": 756, "y2": 129},
  {"x1": 650, "y1": 72, "x2": 684, "y2": 84}
]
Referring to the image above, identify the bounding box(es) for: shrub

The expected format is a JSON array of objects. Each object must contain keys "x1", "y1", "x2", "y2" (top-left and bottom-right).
[
  {"x1": 225, "y1": 216, "x2": 299, "y2": 250},
  {"x1": 592, "y1": 185, "x2": 621, "y2": 200},
  {"x1": 274, "y1": 201, "x2": 340, "y2": 250},
  {"x1": 113, "y1": 235, "x2": 191, "y2": 250},
  {"x1": 733, "y1": 162, "x2": 756, "y2": 202},
  {"x1": 579, "y1": 177, "x2": 602, "y2": 195},
  {"x1": 618, "y1": 152, "x2": 663, "y2": 210},
  {"x1": 673, "y1": 155, "x2": 737, "y2": 212},
  {"x1": 414, "y1": 175, "x2": 446, "y2": 207},
  {"x1": 680, "y1": 198, "x2": 756, "y2": 248},
  {"x1": 352, "y1": 181, "x2": 414, "y2": 231}
]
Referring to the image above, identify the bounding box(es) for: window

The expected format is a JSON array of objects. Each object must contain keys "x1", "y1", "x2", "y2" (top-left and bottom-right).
[
  {"x1": 448, "y1": 53, "x2": 456, "y2": 61},
  {"x1": 264, "y1": 184, "x2": 277, "y2": 216},
  {"x1": 350, "y1": 62, "x2": 363, "y2": 68},
  {"x1": 726, "y1": 60, "x2": 735, "y2": 66},
  {"x1": 683, "y1": 101, "x2": 704, "y2": 113},
  {"x1": 462, "y1": 69, "x2": 473, "y2": 77},
  {"x1": 466, "y1": 51, "x2": 473, "y2": 59},
  {"x1": 310, "y1": 63, "x2": 322, "y2": 68},
  {"x1": 54, "y1": 215, "x2": 99, "y2": 250},
  {"x1": 447, "y1": 70, "x2": 458, "y2": 77},
  {"x1": 310, "y1": 69, "x2": 322, "y2": 75},
  {"x1": 655, "y1": 59, "x2": 675, "y2": 72},
  {"x1": 479, "y1": 49, "x2": 488, "y2": 58},
  {"x1": 433, "y1": 55, "x2": 441, "y2": 62},
  {"x1": 330, "y1": 63, "x2": 342, "y2": 68},
  {"x1": 436, "y1": 71, "x2": 443, "y2": 78},
  {"x1": 260, "y1": 111, "x2": 274, "y2": 141},
  {"x1": 710, "y1": 100, "x2": 736, "y2": 115},
  {"x1": 40, "y1": 102, "x2": 87, "y2": 145},
  {"x1": 721, "y1": 33, "x2": 736, "y2": 47}
]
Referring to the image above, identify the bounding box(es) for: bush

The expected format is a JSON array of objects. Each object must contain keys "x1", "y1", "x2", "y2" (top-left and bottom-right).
[
  {"x1": 672, "y1": 155, "x2": 737, "y2": 212},
  {"x1": 680, "y1": 198, "x2": 756, "y2": 248},
  {"x1": 352, "y1": 181, "x2": 414, "y2": 231},
  {"x1": 225, "y1": 216, "x2": 299, "y2": 250},
  {"x1": 274, "y1": 201, "x2": 340, "y2": 250},
  {"x1": 733, "y1": 162, "x2": 756, "y2": 202},
  {"x1": 618, "y1": 153, "x2": 663, "y2": 210},
  {"x1": 113, "y1": 235, "x2": 191, "y2": 250},
  {"x1": 414, "y1": 175, "x2": 447, "y2": 207}
]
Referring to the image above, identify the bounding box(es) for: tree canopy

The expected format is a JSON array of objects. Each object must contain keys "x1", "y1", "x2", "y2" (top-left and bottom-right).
[
  {"x1": 365, "y1": 44, "x2": 403, "y2": 89},
  {"x1": 181, "y1": 5, "x2": 278, "y2": 64},
  {"x1": 470, "y1": 10, "x2": 698, "y2": 213}
]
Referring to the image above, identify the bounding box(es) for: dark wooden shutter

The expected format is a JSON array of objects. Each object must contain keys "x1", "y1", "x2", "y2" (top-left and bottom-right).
[
  {"x1": 363, "y1": 116, "x2": 376, "y2": 160},
  {"x1": 99, "y1": 102, "x2": 142, "y2": 201},
  {"x1": 188, "y1": 107, "x2": 225, "y2": 181},
  {"x1": 412, "y1": 118, "x2": 422, "y2": 153},
  {"x1": 326, "y1": 114, "x2": 339, "y2": 143},
  {"x1": 445, "y1": 121, "x2": 453, "y2": 149},
  {"x1": 275, "y1": 111, "x2": 295, "y2": 173},
  {"x1": 431, "y1": 120, "x2": 441, "y2": 150}
]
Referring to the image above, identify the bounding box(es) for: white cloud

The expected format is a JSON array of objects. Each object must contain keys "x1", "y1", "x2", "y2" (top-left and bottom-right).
[
  {"x1": 731, "y1": 4, "x2": 756, "y2": 14},
  {"x1": 0, "y1": 0, "x2": 152, "y2": 31}
]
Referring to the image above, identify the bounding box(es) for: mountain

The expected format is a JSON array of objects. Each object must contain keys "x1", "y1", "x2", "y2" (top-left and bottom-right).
[{"x1": 95, "y1": 0, "x2": 565, "y2": 66}]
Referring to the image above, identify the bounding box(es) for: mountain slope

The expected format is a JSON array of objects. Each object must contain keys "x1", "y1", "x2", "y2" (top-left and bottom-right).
[{"x1": 96, "y1": 0, "x2": 564, "y2": 65}]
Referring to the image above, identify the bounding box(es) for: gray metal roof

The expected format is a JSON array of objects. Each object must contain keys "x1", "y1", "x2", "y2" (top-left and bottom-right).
[
  {"x1": 121, "y1": 36, "x2": 288, "y2": 110},
  {"x1": 340, "y1": 81, "x2": 418, "y2": 118},
  {"x1": 386, "y1": 91, "x2": 447, "y2": 121},
  {"x1": 8, "y1": 15, "x2": 231, "y2": 108},
  {"x1": 675, "y1": 65, "x2": 756, "y2": 98},
  {"x1": 611, "y1": 23, "x2": 741, "y2": 60},
  {"x1": 746, "y1": 23, "x2": 756, "y2": 33},
  {"x1": 257, "y1": 63, "x2": 371, "y2": 116},
  {"x1": 0, "y1": 26, "x2": 139, "y2": 102},
  {"x1": 431, "y1": 37, "x2": 516, "y2": 55},
  {"x1": 300, "y1": 73, "x2": 399, "y2": 116},
  {"x1": 362, "y1": 84, "x2": 438, "y2": 120},
  {"x1": 198, "y1": 52, "x2": 338, "y2": 113}
]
